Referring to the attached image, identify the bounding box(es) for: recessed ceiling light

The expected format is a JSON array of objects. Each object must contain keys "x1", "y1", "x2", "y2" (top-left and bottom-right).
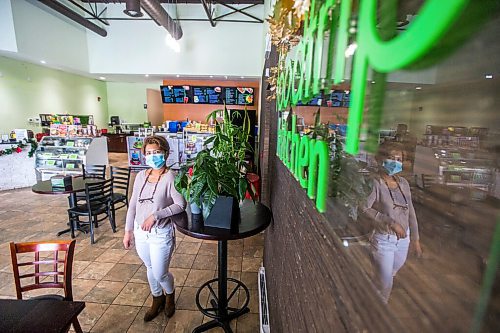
[
  {"x1": 99, "y1": 76, "x2": 106, "y2": 80},
  {"x1": 210, "y1": 75, "x2": 213, "y2": 78},
  {"x1": 240, "y1": 76, "x2": 245, "y2": 79},
  {"x1": 176, "y1": 74, "x2": 180, "y2": 78},
  {"x1": 416, "y1": 86, "x2": 422, "y2": 90},
  {"x1": 145, "y1": 74, "x2": 149, "y2": 77},
  {"x1": 485, "y1": 74, "x2": 493, "y2": 79},
  {"x1": 40, "y1": 60, "x2": 46, "y2": 64}
]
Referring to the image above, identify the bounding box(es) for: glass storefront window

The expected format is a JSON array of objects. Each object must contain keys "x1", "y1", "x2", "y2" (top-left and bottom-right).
[{"x1": 273, "y1": 2, "x2": 500, "y2": 332}]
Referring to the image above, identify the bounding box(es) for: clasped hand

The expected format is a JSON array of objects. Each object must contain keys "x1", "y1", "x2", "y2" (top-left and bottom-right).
[{"x1": 141, "y1": 215, "x2": 156, "y2": 232}]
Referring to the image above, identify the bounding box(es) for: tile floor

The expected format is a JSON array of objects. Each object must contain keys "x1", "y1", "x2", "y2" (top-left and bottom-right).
[{"x1": 0, "y1": 153, "x2": 263, "y2": 333}]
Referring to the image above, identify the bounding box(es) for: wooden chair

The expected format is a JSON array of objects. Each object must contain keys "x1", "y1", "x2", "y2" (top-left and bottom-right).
[
  {"x1": 9, "y1": 240, "x2": 82, "y2": 333},
  {"x1": 68, "y1": 178, "x2": 116, "y2": 244}
]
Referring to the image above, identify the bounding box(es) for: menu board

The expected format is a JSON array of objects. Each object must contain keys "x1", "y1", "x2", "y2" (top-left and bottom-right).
[
  {"x1": 161, "y1": 85, "x2": 191, "y2": 103},
  {"x1": 236, "y1": 87, "x2": 255, "y2": 106},
  {"x1": 193, "y1": 86, "x2": 223, "y2": 104},
  {"x1": 161, "y1": 85, "x2": 255, "y2": 106},
  {"x1": 224, "y1": 87, "x2": 238, "y2": 105}
]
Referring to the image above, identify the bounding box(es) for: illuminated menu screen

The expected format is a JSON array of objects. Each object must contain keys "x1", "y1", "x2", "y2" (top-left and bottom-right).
[
  {"x1": 161, "y1": 85, "x2": 191, "y2": 103},
  {"x1": 224, "y1": 87, "x2": 238, "y2": 105},
  {"x1": 236, "y1": 87, "x2": 255, "y2": 106},
  {"x1": 193, "y1": 86, "x2": 223, "y2": 104}
]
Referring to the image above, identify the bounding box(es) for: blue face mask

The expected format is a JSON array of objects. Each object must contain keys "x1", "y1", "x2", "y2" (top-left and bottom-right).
[
  {"x1": 145, "y1": 153, "x2": 166, "y2": 170},
  {"x1": 383, "y1": 159, "x2": 403, "y2": 176}
]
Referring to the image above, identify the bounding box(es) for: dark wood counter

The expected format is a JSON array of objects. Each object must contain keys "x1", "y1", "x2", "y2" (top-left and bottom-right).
[{"x1": 103, "y1": 133, "x2": 128, "y2": 153}]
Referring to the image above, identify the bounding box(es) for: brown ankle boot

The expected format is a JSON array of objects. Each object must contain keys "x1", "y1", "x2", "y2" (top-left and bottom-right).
[
  {"x1": 144, "y1": 294, "x2": 166, "y2": 322},
  {"x1": 165, "y1": 290, "x2": 175, "y2": 318}
]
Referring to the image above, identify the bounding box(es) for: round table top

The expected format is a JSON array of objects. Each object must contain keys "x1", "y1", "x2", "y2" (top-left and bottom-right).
[
  {"x1": 172, "y1": 200, "x2": 272, "y2": 241},
  {"x1": 31, "y1": 177, "x2": 103, "y2": 195}
]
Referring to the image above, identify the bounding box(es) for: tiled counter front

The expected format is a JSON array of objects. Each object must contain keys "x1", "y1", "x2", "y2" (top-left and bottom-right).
[{"x1": 0, "y1": 144, "x2": 36, "y2": 191}]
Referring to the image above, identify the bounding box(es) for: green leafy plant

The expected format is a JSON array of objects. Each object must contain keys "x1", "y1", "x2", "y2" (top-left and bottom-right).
[
  {"x1": 301, "y1": 108, "x2": 372, "y2": 220},
  {"x1": 175, "y1": 104, "x2": 255, "y2": 219}
]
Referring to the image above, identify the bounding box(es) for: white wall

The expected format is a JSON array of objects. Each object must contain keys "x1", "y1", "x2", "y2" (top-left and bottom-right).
[
  {"x1": 0, "y1": 0, "x2": 17, "y2": 53},
  {"x1": 106, "y1": 82, "x2": 161, "y2": 124},
  {"x1": 9, "y1": 0, "x2": 90, "y2": 72},
  {"x1": 87, "y1": 5, "x2": 265, "y2": 76}
]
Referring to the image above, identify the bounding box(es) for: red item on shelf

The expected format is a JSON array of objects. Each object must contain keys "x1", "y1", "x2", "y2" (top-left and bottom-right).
[
  {"x1": 101, "y1": 128, "x2": 108, "y2": 134},
  {"x1": 35, "y1": 133, "x2": 46, "y2": 142},
  {"x1": 245, "y1": 173, "x2": 260, "y2": 199}
]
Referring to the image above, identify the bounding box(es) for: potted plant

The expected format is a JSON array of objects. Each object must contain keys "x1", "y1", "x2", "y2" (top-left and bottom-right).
[{"x1": 175, "y1": 104, "x2": 256, "y2": 225}]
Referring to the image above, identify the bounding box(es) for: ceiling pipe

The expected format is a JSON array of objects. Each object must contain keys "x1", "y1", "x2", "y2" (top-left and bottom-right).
[
  {"x1": 38, "y1": 0, "x2": 107, "y2": 37},
  {"x1": 140, "y1": 0, "x2": 183, "y2": 40},
  {"x1": 124, "y1": 0, "x2": 143, "y2": 17}
]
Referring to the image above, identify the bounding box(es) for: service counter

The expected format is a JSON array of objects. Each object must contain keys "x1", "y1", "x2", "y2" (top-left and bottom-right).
[{"x1": 0, "y1": 143, "x2": 36, "y2": 191}]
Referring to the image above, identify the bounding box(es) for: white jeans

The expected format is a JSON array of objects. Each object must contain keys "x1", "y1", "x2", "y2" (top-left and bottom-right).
[
  {"x1": 134, "y1": 222, "x2": 176, "y2": 297},
  {"x1": 370, "y1": 231, "x2": 410, "y2": 303}
]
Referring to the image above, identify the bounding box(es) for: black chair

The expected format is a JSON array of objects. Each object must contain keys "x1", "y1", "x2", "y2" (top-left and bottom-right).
[
  {"x1": 110, "y1": 166, "x2": 131, "y2": 221},
  {"x1": 68, "y1": 178, "x2": 116, "y2": 244},
  {"x1": 73, "y1": 164, "x2": 107, "y2": 204},
  {"x1": 82, "y1": 164, "x2": 107, "y2": 179}
]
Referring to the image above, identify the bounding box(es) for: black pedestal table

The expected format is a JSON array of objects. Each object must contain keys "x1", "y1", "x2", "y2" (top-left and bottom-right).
[
  {"x1": 32, "y1": 177, "x2": 102, "y2": 237},
  {"x1": 172, "y1": 200, "x2": 272, "y2": 333}
]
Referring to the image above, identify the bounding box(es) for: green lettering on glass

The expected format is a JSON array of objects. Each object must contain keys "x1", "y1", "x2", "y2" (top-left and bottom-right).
[
  {"x1": 345, "y1": 0, "x2": 472, "y2": 153},
  {"x1": 307, "y1": 140, "x2": 329, "y2": 213},
  {"x1": 307, "y1": 138, "x2": 317, "y2": 200},
  {"x1": 276, "y1": 0, "x2": 493, "y2": 155},
  {"x1": 333, "y1": 0, "x2": 352, "y2": 84},
  {"x1": 285, "y1": 132, "x2": 292, "y2": 165},
  {"x1": 298, "y1": 136, "x2": 310, "y2": 188}
]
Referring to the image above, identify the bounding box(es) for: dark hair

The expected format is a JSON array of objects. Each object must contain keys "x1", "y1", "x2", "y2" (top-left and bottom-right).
[
  {"x1": 142, "y1": 135, "x2": 170, "y2": 158},
  {"x1": 375, "y1": 141, "x2": 405, "y2": 163}
]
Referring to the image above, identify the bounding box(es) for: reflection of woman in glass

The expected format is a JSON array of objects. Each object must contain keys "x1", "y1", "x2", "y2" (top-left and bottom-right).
[{"x1": 363, "y1": 142, "x2": 422, "y2": 303}]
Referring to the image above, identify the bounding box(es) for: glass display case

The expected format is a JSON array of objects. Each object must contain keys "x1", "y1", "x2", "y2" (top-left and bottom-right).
[{"x1": 35, "y1": 136, "x2": 109, "y2": 181}]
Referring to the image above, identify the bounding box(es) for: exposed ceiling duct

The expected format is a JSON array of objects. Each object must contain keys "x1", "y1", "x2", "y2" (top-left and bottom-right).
[
  {"x1": 123, "y1": 0, "x2": 143, "y2": 17},
  {"x1": 140, "y1": 0, "x2": 183, "y2": 40},
  {"x1": 38, "y1": 0, "x2": 107, "y2": 37}
]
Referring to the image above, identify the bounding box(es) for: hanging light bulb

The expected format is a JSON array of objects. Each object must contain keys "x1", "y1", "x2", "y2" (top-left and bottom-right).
[{"x1": 165, "y1": 32, "x2": 180, "y2": 53}]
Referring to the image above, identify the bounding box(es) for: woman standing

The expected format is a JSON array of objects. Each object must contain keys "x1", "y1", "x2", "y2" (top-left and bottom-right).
[
  {"x1": 363, "y1": 142, "x2": 422, "y2": 303},
  {"x1": 123, "y1": 135, "x2": 186, "y2": 321}
]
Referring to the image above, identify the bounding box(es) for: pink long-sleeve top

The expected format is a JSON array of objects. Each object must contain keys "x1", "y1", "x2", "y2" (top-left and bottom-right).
[{"x1": 125, "y1": 169, "x2": 186, "y2": 231}]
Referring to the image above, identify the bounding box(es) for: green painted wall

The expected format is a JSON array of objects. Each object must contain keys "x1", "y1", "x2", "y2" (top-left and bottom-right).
[
  {"x1": 0, "y1": 56, "x2": 108, "y2": 134},
  {"x1": 106, "y1": 82, "x2": 161, "y2": 125}
]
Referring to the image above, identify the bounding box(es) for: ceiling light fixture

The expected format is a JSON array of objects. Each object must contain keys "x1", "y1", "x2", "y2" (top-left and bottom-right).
[
  {"x1": 145, "y1": 74, "x2": 149, "y2": 77},
  {"x1": 485, "y1": 74, "x2": 493, "y2": 79},
  {"x1": 416, "y1": 86, "x2": 422, "y2": 90},
  {"x1": 40, "y1": 60, "x2": 46, "y2": 64},
  {"x1": 210, "y1": 75, "x2": 213, "y2": 78},
  {"x1": 240, "y1": 76, "x2": 245, "y2": 79},
  {"x1": 123, "y1": 0, "x2": 143, "y2": 17},
  {"x1": 165, "y1": 32, "x2": 180, "y2": 53},
  {"x1": 176, "y1": 74, "x2": 180, "y2": 78},
  {"x1": 99, "y1": 76, "x2": 106, "y2": 80}
]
